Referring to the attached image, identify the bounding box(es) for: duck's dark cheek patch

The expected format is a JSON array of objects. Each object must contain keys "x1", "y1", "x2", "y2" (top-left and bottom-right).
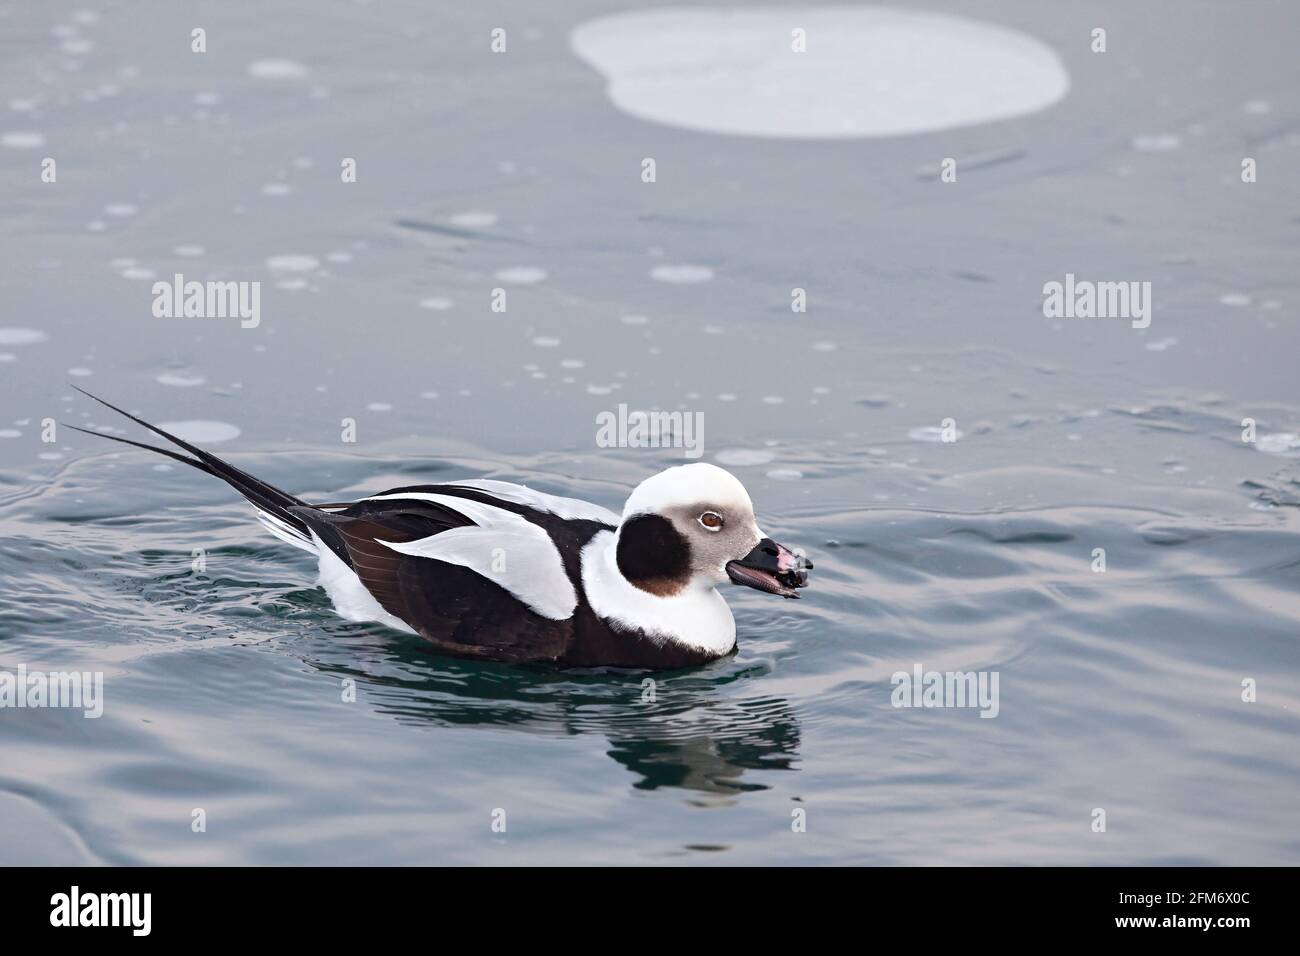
[{"x1": 617, "y1": 513, "x2": 691, "y2": 596}]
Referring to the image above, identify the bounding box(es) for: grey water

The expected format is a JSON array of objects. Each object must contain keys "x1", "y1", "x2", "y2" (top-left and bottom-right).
[{"x1": 1, "y1": 0, "x2": 1298, "y2": 865}]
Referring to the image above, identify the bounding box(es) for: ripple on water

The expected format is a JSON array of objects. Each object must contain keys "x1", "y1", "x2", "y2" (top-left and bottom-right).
[
  {"x1": 2, "y1": 429, "x2": 1299, "y2": 865},
  {"x1": 1257, "y1": 433, "x2": 1300, "y2": 457}
]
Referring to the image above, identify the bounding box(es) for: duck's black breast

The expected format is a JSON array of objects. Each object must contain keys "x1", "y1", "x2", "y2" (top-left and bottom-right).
[{"x1": 563, "y1": 606, "x2": 727, "y2": 670}]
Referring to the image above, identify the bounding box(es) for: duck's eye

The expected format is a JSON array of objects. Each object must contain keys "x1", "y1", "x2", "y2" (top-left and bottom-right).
[{"x1": 698, "y1": 511, "x2": 723, "y2": 531}]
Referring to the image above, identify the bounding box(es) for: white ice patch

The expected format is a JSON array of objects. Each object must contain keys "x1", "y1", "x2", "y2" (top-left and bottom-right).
[
  {"x1": 909, "y1": 425, "x2": 964, "y2": 443},
  {"x1": 2, "y1": 131, "x2": 45, "y2": 149},
  {"x1": 0, "y1": 328, "x2": 48, "y2": 346},
  {"x1": 156, "y1": 420, "x2": 241, "y2": 443},
  {"x1": 571, "y1": 6, "x2": 1070, "y2": 139},
  {"x1": 266, "y1": 253, "x2": 320, "y2": 273},
  {"x1": 1131, "y1": 134, "x2": 1181, "y2": 152},
  {"x1": 248, "y1": 59, "x2": 310, "y2": 81},
  {"x1": 448, "y1": 211, "x2": 499, "y2": 229},
  {"x1": 156, "y1": 371, "x2": 206, "y2": 387},
  {"x1": 494, "y1": 266, "x2": 548, "y2": 284},
  {"x1": 650, "y1": 264, "x2": 714, "y2": 284},
  {"x1": 715, "y1": 448, "x2": 775, "y2": 466}
]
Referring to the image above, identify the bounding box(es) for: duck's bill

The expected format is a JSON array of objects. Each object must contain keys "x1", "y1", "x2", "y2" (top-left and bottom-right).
[{"x1": 726, "y1": 537, "x2": 813, "y2": 599}]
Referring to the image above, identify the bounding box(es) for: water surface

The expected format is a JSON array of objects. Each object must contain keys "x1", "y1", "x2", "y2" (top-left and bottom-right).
[{"x1": 1, "y1": 0, "x2": 1298, "y2": 865}]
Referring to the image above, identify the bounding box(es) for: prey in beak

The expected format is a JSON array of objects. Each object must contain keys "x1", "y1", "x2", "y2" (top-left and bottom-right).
[{"x1": 726, "y1": 537, "x2": 813, "y2": 599}]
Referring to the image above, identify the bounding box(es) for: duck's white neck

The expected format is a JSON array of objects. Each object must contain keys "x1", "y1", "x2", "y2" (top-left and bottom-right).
[{"x1": 580, "y1": 530, "x2": 736, "y2": 656}]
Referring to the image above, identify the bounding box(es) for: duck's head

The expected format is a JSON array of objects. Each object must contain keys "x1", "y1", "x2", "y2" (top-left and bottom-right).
[{"x1": 615, "y1": 463, "x2": 812, "y2": 599}]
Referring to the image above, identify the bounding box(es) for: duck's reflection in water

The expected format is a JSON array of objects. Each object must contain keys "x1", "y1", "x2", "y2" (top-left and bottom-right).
[{"x1": 304, "y1": 630, "x2": 800, "y2": 796}]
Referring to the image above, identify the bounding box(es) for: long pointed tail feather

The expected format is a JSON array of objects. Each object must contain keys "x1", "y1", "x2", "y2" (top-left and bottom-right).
[{"x1": 68, "y1": 387, "x2": 317, "y2": 552}]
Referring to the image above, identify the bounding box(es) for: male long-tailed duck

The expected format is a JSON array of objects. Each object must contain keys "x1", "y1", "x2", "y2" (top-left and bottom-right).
[{"x1": 70, "y1": 389, "x2": 812, "y2": 669}]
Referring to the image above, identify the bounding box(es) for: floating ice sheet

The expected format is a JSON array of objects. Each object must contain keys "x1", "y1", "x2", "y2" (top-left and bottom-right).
[{"x1": 571, "y1": 6, "x2": 1070, "y2": 139}]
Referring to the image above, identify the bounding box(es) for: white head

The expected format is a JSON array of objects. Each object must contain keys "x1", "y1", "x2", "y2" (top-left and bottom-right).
[{"x1": 614, "y1": 463, "x2": 811, "y2": 599}]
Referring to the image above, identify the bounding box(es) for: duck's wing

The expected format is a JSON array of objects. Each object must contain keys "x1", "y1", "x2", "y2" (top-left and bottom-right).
[{"x1": 294, "y1": 488, "x2": 584, "y2": 661}]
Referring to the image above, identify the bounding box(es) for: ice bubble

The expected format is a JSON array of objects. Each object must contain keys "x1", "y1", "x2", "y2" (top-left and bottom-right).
[
  {"x1": 248, "y1": 59, "x2": 309, "y2": 81},
  {"x1": 715, "y1": 449, "x2": 776, "y2": 466},
  {"x1": 448, "y1": 211, "x2": 499, "y2": 229},
  {"x1": 908, "y1": 425, "x2": 964, "y2": 442},
  {"x1": 650, "y1": 264, "x2": 713, "y2": 284},
  {"x1": 266, "y1": 254, "x2": 320, "y2": 272},
  {"x1": 494, "y1": 266, "x2": 548, "y2": 284},
  {"x1": 0, "y1": 328, "x2": 49, "y2": 346},
  {"x1": 2, "y1": 131, "x2": 45, "y2": 149},
  {"x1": 156, "y1": 371, "x2": 206, "y2": 387},
  {"x1": 1131, "y1": 134, "x2": 1182, "y2": 152},
  {"x1": 156, "y1": 420, "x2": 241, "y2": 442}
]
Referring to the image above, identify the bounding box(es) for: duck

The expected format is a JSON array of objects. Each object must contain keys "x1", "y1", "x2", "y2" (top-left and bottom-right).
[{"x1": 68, "y1": 388, "x2": 812, "y2": 669}]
